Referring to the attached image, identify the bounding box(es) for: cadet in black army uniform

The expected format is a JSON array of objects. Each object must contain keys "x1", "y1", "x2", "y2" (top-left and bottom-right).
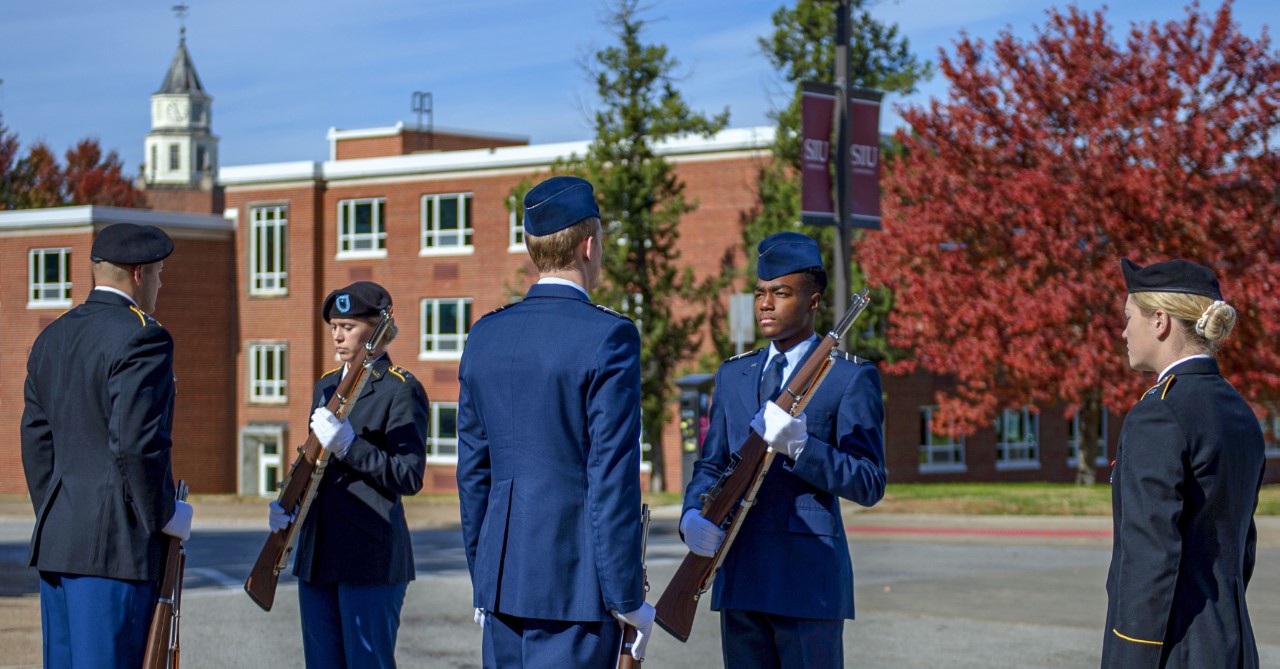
[
  {"x1": 21, "y1": 223, "x2": 193, "y2": 668},
  {"x1": 1103, "y1": 258, "x2": 1265, "y2": 668},
  {"x1": 267, "y1": 281, "x2": 428, "y2": 669}
]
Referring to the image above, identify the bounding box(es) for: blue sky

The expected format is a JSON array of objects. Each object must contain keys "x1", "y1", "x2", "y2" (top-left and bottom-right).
[{"x1": 0, "y1": 0, "x2": 1274, "y2": 172}]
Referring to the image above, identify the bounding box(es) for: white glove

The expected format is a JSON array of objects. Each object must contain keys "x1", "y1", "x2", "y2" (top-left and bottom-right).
[
  {"x1": 473, "y1": 608, "x2": 486, "y2": 627},
  {"x1": 680, "y1": 508, "x2": 725, "y2": 557},
  {"x1": 310, "y1": 407, "x2": 355, "y2": 458},
  {"x1": 611, "y1": 603, "x2": 656, "y2": 660},
  {"x1": 161, "y1": 499, "x2": 193, "y2": 542},
  {"x1": 268, "y1": 500, "x2": 296, "y2": 533},
  {"x1": 752, "y1": 402, "x2": 808, "y2": 460}
]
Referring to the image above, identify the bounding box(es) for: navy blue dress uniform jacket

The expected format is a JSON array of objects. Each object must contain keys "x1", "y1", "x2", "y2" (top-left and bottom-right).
[
  {"x1": 1103, "y1": 357, "x2": 1265, "y2": 668},
  {"x1": 293, "y1": 356, "x2": 428, "y2": 585},
  {"x1": 457, "y1": 283, "x2": 645, "y2": 622},
  {"x1": 21, "y1": 290, "x2": 177, "y2": 581},
  {"x1": 683, "y1": 344, "x2": 886, "y2": 619}
]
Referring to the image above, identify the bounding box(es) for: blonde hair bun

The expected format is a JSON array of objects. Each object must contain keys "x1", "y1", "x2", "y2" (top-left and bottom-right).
[{"x1": 1195, "y1": 300, "x2": 1236, "y2": 341}]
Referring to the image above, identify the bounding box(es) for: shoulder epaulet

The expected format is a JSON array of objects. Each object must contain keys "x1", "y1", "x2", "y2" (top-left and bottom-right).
[
  {"x1": 594, "y1": 304, "x2": 631, "y2": 321},
  {"x1": 387, "y1": 365, "x2": 412, "y2": 382},
  {"x1": 726, "y1": 348, "x2": 763, "y2": 363},
  {"x1": 830, "y1": 350, "x2": 869, "y2": 364},
  {"x1": 128, "y1": 305, "x2": 162, "y2": 328},
  {"x1": 321, "y1": 366, "x2": 343, "y2": 379},
  {"x1": 1142, "y1": 375, "x2": 1176, "y2": 401},
  {"x1": 475, "y1": 303, "x2": 515, "y2": 323}
]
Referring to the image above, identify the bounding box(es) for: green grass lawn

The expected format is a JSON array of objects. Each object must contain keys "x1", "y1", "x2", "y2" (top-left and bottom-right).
[{"x1": 862, "y1": 482, "x2": 1280, "y2": 516}]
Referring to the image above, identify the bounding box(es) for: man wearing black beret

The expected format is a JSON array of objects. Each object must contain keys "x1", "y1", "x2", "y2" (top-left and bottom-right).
[
  {"x1": 21, "y1": 222, "x2": 193, "y2": 667},
  {"x1": 457, "y1": 175, "x2": 655, "y2": 664},
  {"x1": 268, "y1": 280, "x2": 428, "y2": 667}
]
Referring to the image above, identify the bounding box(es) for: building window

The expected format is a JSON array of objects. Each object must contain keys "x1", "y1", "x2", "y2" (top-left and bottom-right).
[
  {"x1": 249, "y1": 205, "x2": 288, "y2": 296},
  {"x1": 919, "y1": 406, "x2": 966, "y2": 473},
  {"x1": 996, "y1": 407, "x2": 1039, "y2": 470},
  {"x1": 428, "y1": 403, "x2": 459, "y2": 461},
  {"x1": 1263, "y1": 405, "x2": 1280, "y2": 458},
  {"x1": 420, "y1": 298, "x2": 472, "y2": 360},
  {"x1": 248, "y1": 343, "x2": 288, "y2": 403},
  {"x1": 28, "y1": 248, "x2": 72, "y2": 308},
  {"x1": 420, "y1": 193, "x2": 474, "y2": 254},
  {"x1": 196, "y1": 146, "x2": 207, "y2": 173},
  {"x1": 1067, "y1": 411, "x2": 1109, "y2": 467},
  {"x1": 169, "y1": 144, "x2": 180, "y2": 171},
  {"x1": 508, "y1": 195, "x2": 524, "y2": 251},
  {"x1": 337, "y1": 198, "x2": 387, "y2": 257},
  {"x1": 240, "y1": 425, "x2": 286, "y2": 497}
]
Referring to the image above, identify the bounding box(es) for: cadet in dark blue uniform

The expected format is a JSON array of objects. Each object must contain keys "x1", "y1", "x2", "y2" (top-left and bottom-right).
[
  {"x1": 21, "y1": 223, "x2": 193, "y2": 668},
  {"x1": 457, "y1": 176, "x2": 655, "y2": 667},
  {"x1": 267, "y1": 281, "x2": 429, "y2": 669},
  {"x1": 680, "y1": 232, "x2": 886, "y2": 668},
  {"x1": 1103, "y1": 258, "x2": 1264, "y2": 668}
]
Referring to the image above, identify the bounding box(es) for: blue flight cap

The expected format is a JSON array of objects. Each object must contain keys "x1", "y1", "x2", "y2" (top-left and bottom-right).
[
  {"x1": 757, "y1": 232, "x2": 823, "y2": 280},
  {"x1": 91, "y1": 223, "x2": 174, "y2": 265},
  {"x1": 523, "y1": 176, "x2": 600, "y2": 237},
  {"x1": 1121, "y1": 258, "x2": 1222, "y2": 301},
  {"x1": 322, "y1": 281, "x2": 393, "y2": 323}
]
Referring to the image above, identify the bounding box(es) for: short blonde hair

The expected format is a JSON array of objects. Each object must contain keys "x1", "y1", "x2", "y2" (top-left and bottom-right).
[
  {"x1": 526, "y1": 217, "x2": 601, "y2": 273},
  {"x1": 1131, "y1": 291, "x2": 1237, "y2": 354}
]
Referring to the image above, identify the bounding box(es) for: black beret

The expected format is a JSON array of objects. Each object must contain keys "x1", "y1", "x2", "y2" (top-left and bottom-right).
[
  {"x1": 1121, "y1": 258, "x2": 1222, "y2": 300},
  {"x1": 523, "y1": 176, "x2": 600, "y2": 237},
  {"x1": 757, "y1": 232, "x2": 823, "y2": 280},
  {"x1": 322, "y1": 281, "x2": 392, "y2": 322},
  {"x1": 91, "y1": 223, "x2": 174, "y2": 264}
]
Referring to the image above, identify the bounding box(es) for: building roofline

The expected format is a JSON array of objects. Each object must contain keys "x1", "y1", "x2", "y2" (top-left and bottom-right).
[
  {"x1": 326, "y1": 121, "x2": 531, "y2": 143},
  {"x1": 223, "y1": 126, "x2": 776, "y2": 187},
  {"x1": 0, "y1": 205, "x2": 232, "y2": 232}
]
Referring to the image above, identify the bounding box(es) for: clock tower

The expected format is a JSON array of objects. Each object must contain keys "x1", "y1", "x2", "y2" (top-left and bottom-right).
[{"x1": 143, "y1": 24, "x2": 218, "y2": 190}]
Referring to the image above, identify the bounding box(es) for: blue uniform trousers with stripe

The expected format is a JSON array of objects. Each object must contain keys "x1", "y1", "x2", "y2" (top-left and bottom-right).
[
  {"x1": 299, "y1": 579, "x2": 408, "y2": 669},
  {"x1": 39, "y1": 571, "x2": 155, "y2": 669}
]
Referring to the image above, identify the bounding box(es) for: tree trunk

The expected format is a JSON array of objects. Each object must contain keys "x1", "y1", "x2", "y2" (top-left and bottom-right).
[
  {"x1": 1075, "y1": 392, "x2": 1101, "y2": 486},
  {"x1": 648, "y1": 431, "x2": 666, "y2": 492}
]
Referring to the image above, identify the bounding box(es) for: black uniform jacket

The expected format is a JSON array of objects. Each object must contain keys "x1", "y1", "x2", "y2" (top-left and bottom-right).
[
  {"x1": 21, "y1": 290, "x2": 177, "y2": 581},
  {"x1": 1103, "y1": 357, "x2": 1265, "y2": 668},
  {"x1": 293, "y1": 356, "x2": 428, "y2": 585}
]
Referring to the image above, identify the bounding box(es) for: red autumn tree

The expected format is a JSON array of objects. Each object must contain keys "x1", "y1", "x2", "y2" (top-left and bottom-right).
[
  {"x1": 62, "y1": 139, "x2": 146, "y2": 207},
  {"x1": 0, "y1": 116, "x2": 145, "y2": 210},
  {"x1": 860, "y1": 1, "x2": 1280, "y2": 483}
]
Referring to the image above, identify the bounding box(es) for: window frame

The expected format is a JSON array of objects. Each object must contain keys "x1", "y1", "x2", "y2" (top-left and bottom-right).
[
  {"x1": 426, "y1": 402, "x2": 460, "y2": 463},
  {"x1": 918, "y1": 406, "x2": 967, "y2": 474},
  {"x1": 508, "y1": 194, "x2": 525, "y2": 252},
  {"x1": 249, "y1": 204, "x2": 289, "y2": 296},
  {"x1": 247, "y1": 342, "x2": 289, "y2": 404},
  {"x1": 419, "y1": 298, "x2": 473, "y2": 361},
  {"x1": 995, "y1": 406, "x2": 1040, "y2": 470},
  {"x1": 28, "y1": 248, "x2": 73, "y2": 309},
  {"x1": 419, "y1": 192, "x2": 475, "y2": 256},
  {"x1": 1067, "y1": 411, "x2": 1110, "y2": 468},
  {"x1": 337, "y1": 197, "x2": 388, "y2": 259},
  {"x1": 1263, "y1": 405, "x2": 1280, "y2": 459}
]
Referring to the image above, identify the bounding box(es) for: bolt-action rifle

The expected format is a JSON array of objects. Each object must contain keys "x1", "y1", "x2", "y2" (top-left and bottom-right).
[
  {"x1": 617, "y1": 504, "x2": 651, "y2": 668},
  {"x1": 244, "y1": 309, "x2": 395, "y2": 611},
  {"x1": 142, "y1": 480, "x2": 188, "y2": 669},
  {"x1": 654, "y1": 290, "x2": 871, "y2": 642}
]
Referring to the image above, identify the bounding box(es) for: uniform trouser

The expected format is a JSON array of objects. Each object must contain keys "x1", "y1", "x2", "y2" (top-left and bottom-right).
[
  {"x1": 39, "y1": 571, "x2": 156, "y2": 669},
  {"x1": 721, "y1": 608, "x2": 844, "y2": 669},
  {"x1": 299, "y1": 579, "x2": 408, "y2": 669},
  {"x1": 483, "y1": 610, "x2": 622, "y2": 669}
]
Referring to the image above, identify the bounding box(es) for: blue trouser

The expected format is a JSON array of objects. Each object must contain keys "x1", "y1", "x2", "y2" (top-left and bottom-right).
[
  {"x1": 721, "y1": 608, "x2": 844, "y2": 669},
  {"x1": 299, "y1": 579, "x2": 408, "y2": 669},
  {"x1": 39, "y1": 571, "x2": 156, "y2": 669},
  {"x1": 483, "y1": 611, "x2": 622, "y2": 669}
]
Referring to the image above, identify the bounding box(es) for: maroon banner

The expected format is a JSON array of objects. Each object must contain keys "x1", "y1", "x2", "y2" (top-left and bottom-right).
[{"x1": 800, "y1": 82, "x2": 883, "y2": 230}]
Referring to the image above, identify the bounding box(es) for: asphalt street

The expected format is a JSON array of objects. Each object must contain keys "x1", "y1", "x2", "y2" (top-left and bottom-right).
[{"x1": 0, "y1": 509, "x2": 1277, "y2": 668}]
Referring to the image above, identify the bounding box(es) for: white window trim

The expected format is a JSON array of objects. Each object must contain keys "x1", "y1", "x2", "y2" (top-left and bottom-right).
[
  {"x1": 249, "y1": 205, "x2": 288, "y2": 297},
  {"x1": 420, "y1": 193, "x2": 474, "y2": 253},
  {"x1": 507, "y1": 195, "x2": 525, "y2": 253},
  {"x1": 241, "y1": 424, "x2": 286, "y2": 497},
  {"x1": 337, "y1": 198, "x2": 388, "y2": 259},
  {"x1": 419, "y1": 298, "x2": 471, "y2": 361},
  {"x1": 247, "y1": 342, "x2": 288, "y2": 404},
  {"x1": 918, "y1": 406, "x2": 967, "y2": 474},
  {"x1": 1067, "y1": 411, "x2": 1110, "y2": 468},
  {"x1": 28, "y1": 248, "x2": 73, "y2": 309},
  {"x1": 426, "y1": 402, "x2": 460, "y2": 463},
  {"x1": 995, "y1": 407, "x2": 1040, "y2": 471}
]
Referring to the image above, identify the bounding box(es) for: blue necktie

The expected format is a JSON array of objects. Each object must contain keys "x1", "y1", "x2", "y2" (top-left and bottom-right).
[{"x1": 759, "y1": 354, "x2": 787, "y2": 406}]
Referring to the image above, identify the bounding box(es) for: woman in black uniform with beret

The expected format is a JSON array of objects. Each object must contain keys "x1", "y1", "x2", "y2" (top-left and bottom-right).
[{"x1": 1102, "y1": 258, "x2": 1265, "y2": 668}]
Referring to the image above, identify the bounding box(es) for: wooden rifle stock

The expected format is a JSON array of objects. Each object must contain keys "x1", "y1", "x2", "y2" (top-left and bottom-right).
[
  {"x1": 654, "y1": 290, "x2": 871, "y2": 642},
  {"x1": 617, "y1": 504, "x2": 651, "y2": 668},
  {"x1": 142, "y1": 480, "x2": 188, "y2": 669},
  {"x1": 244, "y1": 309, "x2": 395, "y2": 611}
]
